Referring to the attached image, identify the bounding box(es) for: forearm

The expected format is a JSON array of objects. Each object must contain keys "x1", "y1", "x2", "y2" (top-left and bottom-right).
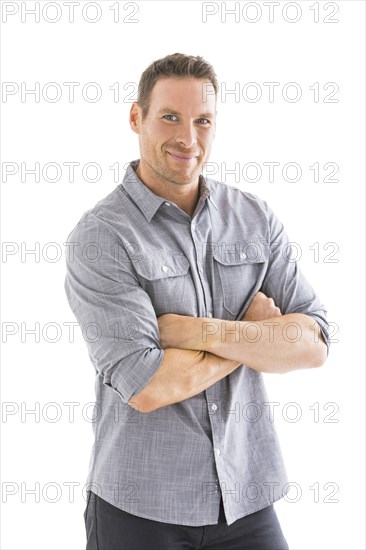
[
  {"x1": 197, "y1": 313, "x2": 327, "y2": 373},
  {"x1": 129, "y1": 348, "x2": 242, "y2": 413}
]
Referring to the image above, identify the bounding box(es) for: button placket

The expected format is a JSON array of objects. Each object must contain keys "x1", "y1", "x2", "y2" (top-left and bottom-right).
[
  {"x1": 190, "y1": 217, "x2": 207, "y2": 294},
  {"x1": 214, "y1": 478, "x2": 220, "y2": 493}
]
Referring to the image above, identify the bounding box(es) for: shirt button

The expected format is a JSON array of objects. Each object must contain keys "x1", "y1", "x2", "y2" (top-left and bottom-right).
[
  {"x1": 215, "y1": 448, "x2": 221, "y2": 456},
  {"x1": 240, "y1": 252, "x2": 247, "y2": 259},
  {"x1": 164, "y1": 202, "x2": 170, "y2": 206},
  {"x1": 211, "y1": 403, "x2": 218, "y2": 412},
  {"x1": 161, "y1": 265, "x2": 169, "y2": 273}
]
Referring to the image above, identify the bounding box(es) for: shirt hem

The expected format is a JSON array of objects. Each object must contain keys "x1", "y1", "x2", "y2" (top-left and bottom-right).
[{"x1": 90, "y1": 490, "x2": 286, "y2": 527}]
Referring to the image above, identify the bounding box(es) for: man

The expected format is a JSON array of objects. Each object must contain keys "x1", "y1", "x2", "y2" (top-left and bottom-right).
[{"x1": 64, "y1": 53, "x2": 330, "y2": 549}]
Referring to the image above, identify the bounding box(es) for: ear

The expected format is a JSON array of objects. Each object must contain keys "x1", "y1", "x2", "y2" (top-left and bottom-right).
[{"x1": 129, "y1": 102, "x2": 142, "y2": 134}]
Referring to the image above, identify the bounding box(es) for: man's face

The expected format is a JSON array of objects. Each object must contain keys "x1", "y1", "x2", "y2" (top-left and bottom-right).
[{"x1": 130, "y1": 77, "x2": 216, "y2": 187}]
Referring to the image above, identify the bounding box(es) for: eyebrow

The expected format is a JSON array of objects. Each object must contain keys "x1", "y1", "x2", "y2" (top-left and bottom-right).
[{"x1": 157, "y1": 108, "x2": 215, "y2": 118}]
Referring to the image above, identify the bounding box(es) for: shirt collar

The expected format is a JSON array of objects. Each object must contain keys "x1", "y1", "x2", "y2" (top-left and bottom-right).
[{"x1": 121, "y1": 159, "x2": 213, "y2": 222}]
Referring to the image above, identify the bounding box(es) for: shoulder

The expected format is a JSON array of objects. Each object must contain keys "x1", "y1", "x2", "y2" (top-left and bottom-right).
[
  {"x1": 66, "y1": 185, "x2": 124, "y2": 241},
  {"x1": 206, "y1": 177, "x2": 272, "y2": 218}
]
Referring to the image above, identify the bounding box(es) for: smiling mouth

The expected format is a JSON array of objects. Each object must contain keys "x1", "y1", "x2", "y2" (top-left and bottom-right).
[{"x1": 167, "y1": 151, "x2": 198, "y2": 163}]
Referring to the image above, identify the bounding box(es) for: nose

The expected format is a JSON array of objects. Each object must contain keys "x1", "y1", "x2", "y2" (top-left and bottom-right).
[{"x1": 175, "y1": 122, "x2": 197, "y2": 149}]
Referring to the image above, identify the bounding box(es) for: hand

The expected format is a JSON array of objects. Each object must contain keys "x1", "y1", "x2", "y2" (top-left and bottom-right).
[{"x1": 241, "y1": 291, "x2": 282, "y2": 322}]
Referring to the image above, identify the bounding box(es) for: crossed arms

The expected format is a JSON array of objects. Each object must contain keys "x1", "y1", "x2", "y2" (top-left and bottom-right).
[
  {"x1": 128, "y1": 292, "x2": 328, "y2": 414},
  {"x1": 64, "y1": 212, "x2": 329, "y2": 416}
]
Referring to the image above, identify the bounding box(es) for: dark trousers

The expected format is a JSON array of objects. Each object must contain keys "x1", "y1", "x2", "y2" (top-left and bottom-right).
[{"x1": 84, "y1": 490, "x2": 289, "y2": 550}]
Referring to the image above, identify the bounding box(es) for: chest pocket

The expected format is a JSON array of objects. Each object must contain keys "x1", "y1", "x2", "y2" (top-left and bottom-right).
[
  {"x1": 133, "y1": 252, "x2": 196, "y2": 316},
  {"x1": 213, "y1": 244, "x2": 269, "y2": 318}
]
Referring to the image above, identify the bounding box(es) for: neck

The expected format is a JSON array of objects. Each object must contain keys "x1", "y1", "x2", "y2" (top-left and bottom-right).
[{"x1": 135, "y1": 162, "x2": 200, "y2": 218}]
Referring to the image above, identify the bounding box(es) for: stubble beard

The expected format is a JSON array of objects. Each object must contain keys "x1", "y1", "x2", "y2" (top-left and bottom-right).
[{"x1": 147, "y1": 150, "x2": 202, "y2": 188}]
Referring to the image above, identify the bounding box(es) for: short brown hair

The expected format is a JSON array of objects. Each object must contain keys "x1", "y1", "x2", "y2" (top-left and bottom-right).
[{"x1": 137, "y1": 53, "x2": 218, "y2": 120}]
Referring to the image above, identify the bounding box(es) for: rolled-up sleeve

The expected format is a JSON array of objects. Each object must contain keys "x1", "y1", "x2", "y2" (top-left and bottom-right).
[
  {"x1": 260, "y1": 202, "x2": 331, "y2": 356},
  {"x1": 64, "y1": 213, "x2": 164, "y2": 403}
]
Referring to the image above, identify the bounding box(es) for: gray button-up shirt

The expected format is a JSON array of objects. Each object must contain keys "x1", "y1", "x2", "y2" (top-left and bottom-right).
[{"x1": 64, "y1": 159, "x2": 330, "y2": 526}]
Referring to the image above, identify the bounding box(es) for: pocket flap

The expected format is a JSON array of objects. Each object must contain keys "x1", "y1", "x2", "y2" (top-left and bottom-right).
[
  {"x1": 213, "y1": 242, "x2": 269, "y2": 266},
  {"x1": 133, "y1": 252, "x2": 190, "y2": 281}
]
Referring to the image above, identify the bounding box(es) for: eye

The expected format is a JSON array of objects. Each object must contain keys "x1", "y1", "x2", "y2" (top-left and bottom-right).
[
  {"x1": 162, "y1": 114, "x2": 178, "y2": 121},
  {"x1": 196, "y1": 118, "x2": 210, "y2": 125}
]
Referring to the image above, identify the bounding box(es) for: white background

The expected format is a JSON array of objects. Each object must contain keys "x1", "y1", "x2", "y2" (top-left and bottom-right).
[{"x1": 1, "y1": 1, "x2": 365, "y2": 548}]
